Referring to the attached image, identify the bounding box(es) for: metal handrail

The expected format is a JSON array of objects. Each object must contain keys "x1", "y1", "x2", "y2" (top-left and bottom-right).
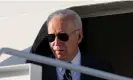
[{"x1": 0, "y1": 48, "x2": 133, "y2": 80}]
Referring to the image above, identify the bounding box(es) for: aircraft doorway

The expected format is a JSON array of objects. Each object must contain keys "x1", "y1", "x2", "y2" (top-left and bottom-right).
[
  {"x1": 69, "y1": 1, "x2": 133, "y2": 78},
  {"x1": 79, "y1": 12, "x2": 133, "y2": 78}
]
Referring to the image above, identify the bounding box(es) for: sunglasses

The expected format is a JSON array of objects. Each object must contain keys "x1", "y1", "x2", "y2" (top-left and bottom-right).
[{"x1": 46, "y1": 29, "x2": 79, "y2": 42}]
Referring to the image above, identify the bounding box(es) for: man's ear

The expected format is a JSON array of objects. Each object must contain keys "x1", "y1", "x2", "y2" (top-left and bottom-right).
[{"x1": 78, "y1": 31, "x2": 83, "y2": 44}]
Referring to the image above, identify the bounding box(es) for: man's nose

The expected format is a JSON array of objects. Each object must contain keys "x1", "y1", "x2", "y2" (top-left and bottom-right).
[{"x1": 54, "y1": 37, "x2": 62, "y2": 46}]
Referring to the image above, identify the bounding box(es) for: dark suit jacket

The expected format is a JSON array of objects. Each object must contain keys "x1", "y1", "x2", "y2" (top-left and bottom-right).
[{"x1": 27, "y1": 53, "x2": 114, "y2": 80}]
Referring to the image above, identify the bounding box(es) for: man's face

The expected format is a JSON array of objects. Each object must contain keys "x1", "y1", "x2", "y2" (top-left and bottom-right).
[{"x1": 47, "y1": 15, "x2": 82, "y2": 61}]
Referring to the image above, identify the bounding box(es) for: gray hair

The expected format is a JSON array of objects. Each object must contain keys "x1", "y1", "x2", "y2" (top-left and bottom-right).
[{"x1": 46, "y1": 9, "x2": 82, "y2": 29}]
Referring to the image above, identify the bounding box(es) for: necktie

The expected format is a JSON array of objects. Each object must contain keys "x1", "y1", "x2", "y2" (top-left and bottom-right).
[{"x1": 63, "y1": 69, "x2": 72, "y2": 80}]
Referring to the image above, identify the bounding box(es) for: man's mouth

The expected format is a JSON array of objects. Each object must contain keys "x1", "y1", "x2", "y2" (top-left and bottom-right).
[
  {"x1": 54, "y1": 49, "x2": 65, "y2": 53},
  {"x1": 56, "y1": 50, "x2": 64, "y2": 51}
]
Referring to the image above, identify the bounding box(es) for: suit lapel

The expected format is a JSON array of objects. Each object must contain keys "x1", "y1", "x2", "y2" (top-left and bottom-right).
[
  {"x1": 42, "y1": 54, "x2": 57, "y2": 80},
  {"x1": 80, "y1": 54, "x2": 88, "y2": 80},
  {"x1": 80, "y1": 54, "x2": 106, "y2": 80},
  {"x1": 80, "y1": 54, "x2": 95, "y2": 80}
]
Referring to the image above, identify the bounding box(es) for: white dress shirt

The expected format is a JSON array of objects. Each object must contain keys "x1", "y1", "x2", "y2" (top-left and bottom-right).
[{"x1": 56, "y1": 49, "x2": 81, "y2": 80}]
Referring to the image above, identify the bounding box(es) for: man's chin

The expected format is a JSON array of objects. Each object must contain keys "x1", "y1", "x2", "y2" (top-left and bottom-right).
[
  {"x1": 55, "y1": 51, "x2": 63, "y2": 57},
  {"x1": 56, "y1": 55, "x2": 66, "y2": 61},
  {"x1": 54, "y1": 51, "x2": 67, "y2": 61},
  {"x1": 56, "y1": 55, "x2": 63, "y2": 59}
]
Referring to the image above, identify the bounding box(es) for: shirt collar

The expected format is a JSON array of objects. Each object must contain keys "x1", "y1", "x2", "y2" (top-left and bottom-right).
[{"x1": 71, "y1": 48, "x2": 81, "y2": 65}]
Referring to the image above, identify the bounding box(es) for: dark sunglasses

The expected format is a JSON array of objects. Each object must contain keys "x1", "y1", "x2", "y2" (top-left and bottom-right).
[{"x1": 46, "y1": 29, "x2": 79, "y2": 42}]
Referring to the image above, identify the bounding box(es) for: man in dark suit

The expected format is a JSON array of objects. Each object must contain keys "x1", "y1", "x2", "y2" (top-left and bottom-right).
[{"x1": 27, "y1": 9, "x2": 113, "y2": 80}]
